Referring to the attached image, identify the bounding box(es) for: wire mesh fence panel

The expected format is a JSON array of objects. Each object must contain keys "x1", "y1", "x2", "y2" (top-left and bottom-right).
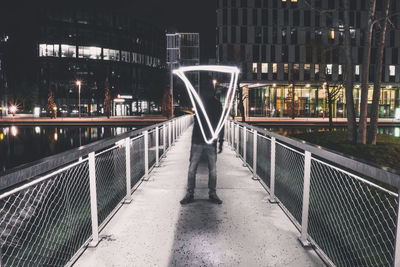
[
  {"x1": 275, "y1": 143, "x2": 304, "y2": 224},
  {"x1": 131, "y1": 136, "x2": 145, "y2": 187},
  {"x1": 95, "y1": 146, "x2": 126, "y2": 225},
  {"x1": 232, "y1": 124, "x2": 237, "y2": 149},
  {"x1": 148, "y1": 130, "x2": 157, "y2": 168},
  {"x1": 238, "y1": 126, "x2": 243, "y2": 157},
  {"x1": 245, "y1": 129, "x2": 253, "y2": 168},
  {"x1": 0, "y1": 161, "x2": 91, "y2": 267},
  {"x1": 308, "y1": 159, "x2": 398, "y2": 267},
  {"x1": 256, "y1": 135, "x2": 271, "y2": 187}
]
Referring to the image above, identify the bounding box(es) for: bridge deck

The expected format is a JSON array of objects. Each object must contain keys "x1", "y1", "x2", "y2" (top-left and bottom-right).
[{"x1": 73, "y1": 128, "x2": 325, "y2": 266}]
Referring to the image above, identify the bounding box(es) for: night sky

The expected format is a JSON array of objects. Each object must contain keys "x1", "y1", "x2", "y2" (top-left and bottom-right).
[
  {"x1": 130, "y1": 0, "x2": 217, "y2": 63},
  {"x1": 0, "y1": 0, "x2": 217, "y2": 63}
]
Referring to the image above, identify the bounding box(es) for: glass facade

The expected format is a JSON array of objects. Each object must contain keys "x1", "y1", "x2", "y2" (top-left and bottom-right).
[{"x1": 243, "y1": 85, "x2": 400, "y2": 119}]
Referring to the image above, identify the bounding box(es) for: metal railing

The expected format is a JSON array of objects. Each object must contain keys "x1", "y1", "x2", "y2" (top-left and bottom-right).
[
  {"x1": 0, "y1": 115, "x2": 193, "y2": 267},
  {"x1": 226, "y1": 119, "x2": 400, "y2": 267}
]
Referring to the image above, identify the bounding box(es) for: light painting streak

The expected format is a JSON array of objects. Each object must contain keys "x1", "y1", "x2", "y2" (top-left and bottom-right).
[{"x1": 173, "y1": 65, "x2": 240, "y2": 144}]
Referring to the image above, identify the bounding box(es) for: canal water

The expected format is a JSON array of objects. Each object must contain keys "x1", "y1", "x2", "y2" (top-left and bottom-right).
[
  {"x1": 1, "y1": 125, "x2": 399, "y2": 175},
  {"x1": 0, "y1": 126, "x2": 136, "y2": 174}
]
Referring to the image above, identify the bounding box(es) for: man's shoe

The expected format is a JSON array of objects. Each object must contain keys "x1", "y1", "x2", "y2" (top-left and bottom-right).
[
  {"x1": 209, "y1": 193, "x2": 223, "y2": 204},
  {"x1": 180, "y1": 194, "x2": 194, "y2": 205}
]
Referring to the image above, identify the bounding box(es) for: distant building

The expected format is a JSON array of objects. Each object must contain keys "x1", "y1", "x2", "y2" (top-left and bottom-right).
[
  {"x1": 166, "y1": 33, "x2": 200, "y2": 91},
  {"x1": 5, "y1": 7, "x2": 166, "y2": 116},
  {"x1": 216, "y1": 0, "x2": 400, "y2": 119}
]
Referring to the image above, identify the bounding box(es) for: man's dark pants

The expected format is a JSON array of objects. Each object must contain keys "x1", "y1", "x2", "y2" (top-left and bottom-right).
[{"x1": 187, "y1": 143, "x2": 217, "y2": 195}]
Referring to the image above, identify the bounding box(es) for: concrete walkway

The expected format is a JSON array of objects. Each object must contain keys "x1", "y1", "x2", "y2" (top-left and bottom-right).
[{"x1": 73, "y1": 128, "x2": 325, "y2": 267}]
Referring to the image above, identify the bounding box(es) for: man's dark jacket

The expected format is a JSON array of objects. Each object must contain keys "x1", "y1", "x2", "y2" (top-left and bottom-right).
[{"x1": 191, "y1": 95, "x2": 224, "y2": 147}]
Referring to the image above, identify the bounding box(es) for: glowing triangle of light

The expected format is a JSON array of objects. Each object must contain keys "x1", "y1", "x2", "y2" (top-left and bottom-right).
[{"x1": 173, "y1": 65, "x2": 240, "y2": 144}]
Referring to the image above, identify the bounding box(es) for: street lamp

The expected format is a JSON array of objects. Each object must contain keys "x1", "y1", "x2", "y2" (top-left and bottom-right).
[
  {"x1": 76, "y1": 80, "x2": 81, "y2": 118},
  {"x1": 9, "y1": 105, "x2": 17, "y2": 116}
]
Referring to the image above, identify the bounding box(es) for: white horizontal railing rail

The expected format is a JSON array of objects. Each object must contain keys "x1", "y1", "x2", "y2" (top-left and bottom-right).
[
  {"x1": 0, "y1": 115, "x2": 193, "y2": 267},
  {"x1": 227, "y1": 119, "x2": 400, "y2": 267}
]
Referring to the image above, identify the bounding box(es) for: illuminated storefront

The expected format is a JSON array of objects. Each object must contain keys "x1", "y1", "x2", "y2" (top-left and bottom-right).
[{"x1": 240, "y1": 83, "x2": 400, "y2": 119}]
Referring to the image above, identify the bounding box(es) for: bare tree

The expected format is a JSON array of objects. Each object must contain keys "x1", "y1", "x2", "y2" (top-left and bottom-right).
[
  {"x1": 325, "y1": 82, "x2": 342, "y2": 131},
  {"x1": 104, "y1": 78, "x2": 112, "y2": 118},
  {"x1": 357, "y1": 0, "x2": 377, "y2": 144},
  {"x1": 344, "y1": 0, "x2": 357, "y2": 143},
  {"x1": 368, "y1": 0, "x2": 391, "y2": 144}
]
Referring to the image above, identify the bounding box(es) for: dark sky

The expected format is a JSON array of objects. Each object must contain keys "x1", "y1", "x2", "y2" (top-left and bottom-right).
[
  {"x1": 0, "y1": 0, "x2": 217, "y2": 63},
  {"x1": 130, "y1": 0, "x2": 217, "y2": 63}
]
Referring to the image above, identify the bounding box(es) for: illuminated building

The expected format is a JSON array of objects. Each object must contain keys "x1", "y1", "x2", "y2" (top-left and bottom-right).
[
  {"x1": 6, "y1": 7, "x2": 166, "y2": 116},
  {"x1": 167, "y1": 32, "x2": 200, "y2": 92},
  {"x1": 216, "y1": 0, "x2": 400, "y2": 119}
]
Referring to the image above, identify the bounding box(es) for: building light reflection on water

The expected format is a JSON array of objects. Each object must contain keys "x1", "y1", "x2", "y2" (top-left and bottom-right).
[{"x1": 10, "y1": 126, "x2": 17, "y2": 137}]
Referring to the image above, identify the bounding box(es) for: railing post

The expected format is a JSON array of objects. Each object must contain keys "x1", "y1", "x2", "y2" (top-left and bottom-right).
[
  {"x1": 124, "y1": 138, "x2": 132, "y2": 203},
  {"x1": 168, "y1": 122, "x2": 171, "y2": 148},
  {"x1": 230, "y1": 121, "x2": 234, "y2": 147},
  {"x1": 0, "y1": 243, "x2": 2, "y2": 267},
  {"x1": 243, "y1": 126, "x2": 247, "y2": 166},
  {"x1": 88, "y1": 152, "x2": 99, "y2": 247},
  {"x1": 155, "y1": 126, "x2": 159, "y2": 167},
  {"x1": 252, "y1": 130, "x2": 258, "y2": 180},
  {"x1": 393, "y1": 188, "x2": 400, "y2": 267},
  {"x1": 163, "y1": 124, "x2": 167, "y2": 157},
  {"x1": 172, "y1": 120, "x2": 175, "y2": 145},
  {"x1": 299, "y1": 151, "x2": 312, "y2": 247},
  {"x1": 235, "y1": 124, "x2": 239, "y2": 155},
  {"x1": 143, "y1": 130, "x2": 149, "y2": 181},
  {"x1": 269, "y1": 137, "x2": 278, "y2": 203}
]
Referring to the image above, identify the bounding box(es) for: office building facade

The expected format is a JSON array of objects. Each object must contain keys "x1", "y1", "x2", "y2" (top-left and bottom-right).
[
  {"x1": 216, "y1": 0, "x2": 400, "y2": 119},
  {"x1": 5, "y1": 7, "x2": 166, "y2": 116},
  {"x1": 167, "y1": 33, "x2": 200, "y2": 91}
]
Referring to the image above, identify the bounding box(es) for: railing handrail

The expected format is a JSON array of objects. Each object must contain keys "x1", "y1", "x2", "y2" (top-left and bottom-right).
[
  {"x1": 230, "y1": 119, "x2": 400, "y2": 190},
  {"x1": 0, "y1": 116, "x2": 192, "y2": 191}
]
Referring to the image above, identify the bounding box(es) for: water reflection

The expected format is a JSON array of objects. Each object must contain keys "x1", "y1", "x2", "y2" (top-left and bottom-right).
[{"x1": 0, "y1": 126, "x2": 135, "y2": 174}]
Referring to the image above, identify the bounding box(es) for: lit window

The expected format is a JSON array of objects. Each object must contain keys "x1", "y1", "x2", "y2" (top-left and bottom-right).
[
  {"x1": 326, "y1": 64, "x2": 332, "y2": 74},
  {"x1": 61, "y1": 44, "x2": 76, "y2": 58},
  {"x1": 284, "y1": 64, "x2": 289, "y2": 73},
  {"x1": 252, "y1": 63, "x2": 258, "y2": 73},
  {"x1": 355, "y1": 65, "x2": 360, "y2": 75},
  {"x1": 39, "y1": 44, "x2": 60, "y2": 57},
  {"x1": 132, "y1": 52, "x2": 138, "y2": 63},
  {"x1": 304, "y1": 64, "x2": 310, "y2": 71},
  {"x1": 315, "y1": 64, "x2": 319, "y2": 73},
  {"x1": 293, "y1": 63, "x2": 299, "y2": 70},
  {"x1": 390, "y1": 65, "x2": 396, "y2": 76},
  {"x1": 338, "y1": 65, "x2": 342, "y2": 75},
  {"x1": 78, "y1": 46, "x2": 101, "y2": 59},
  {"x1": 329, "y1": 29, "x2": 335, "y2": 39},
  {"x1": 290, "y1": 0, "x2": 297, "y2": 2},
  {"x1": 273, "y1": 63, "x2": 277, "y2": 73},
  {"x1": 103, "y1": 49, "x2": 120, "y2": 61},
  {"x1": 121, "y1": 51, "x2": 131, "y2": 62},
  {"x1": 282, "y1": 0, "x2": 287, "y2": 2},
  {"x1": 262, "y1": 63, "x2": 268, "y2": 73},
  {"x1": 350, "y1": 29, "x2": 356, "y2": 38}
]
